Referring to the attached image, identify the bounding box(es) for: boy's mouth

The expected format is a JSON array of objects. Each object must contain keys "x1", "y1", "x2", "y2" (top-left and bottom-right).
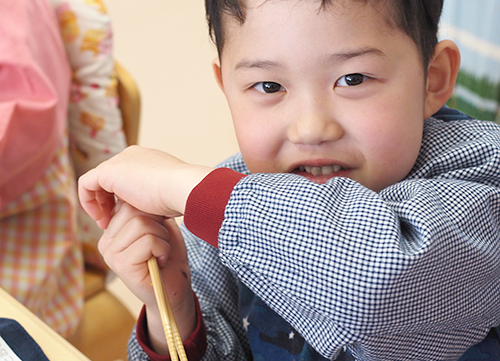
[
  {"x1": 291, "y1": 164, "x2": 350, "y2": 183},
  {"x1": 296, "y1": 164, "x2": 346, "y2": 176}
]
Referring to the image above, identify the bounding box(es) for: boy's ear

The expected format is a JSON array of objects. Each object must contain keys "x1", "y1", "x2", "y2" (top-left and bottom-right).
[
  {"x1": 212, "y1": 57, "x2": 224, "y2": 91},
  {"x1": 424, "y1": 40, "x2": 461, "y2": 118}
]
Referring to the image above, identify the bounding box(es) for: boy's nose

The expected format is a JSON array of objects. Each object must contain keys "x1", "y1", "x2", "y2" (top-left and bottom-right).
[{"x1": 287, "y1": 107, "x2": 344, "y2": 145}]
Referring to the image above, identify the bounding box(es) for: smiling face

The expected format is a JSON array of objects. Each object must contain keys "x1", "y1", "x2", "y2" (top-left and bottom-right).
[{"x1": 214, "y1": 0, "x2": 429, "y2": 192}]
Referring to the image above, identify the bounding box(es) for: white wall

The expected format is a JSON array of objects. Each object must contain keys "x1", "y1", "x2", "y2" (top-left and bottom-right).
[{"x1": 105, "y1": 0, "x2": 239, "y2": 167}]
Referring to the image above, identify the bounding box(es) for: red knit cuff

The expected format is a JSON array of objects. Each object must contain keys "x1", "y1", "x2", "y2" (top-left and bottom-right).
[
  {"x1": 184, "y1": 168, "x2": 246, "y2": 248},
  {"x1": 136, "y1": 294, "x2": 207, "y2": 361}
]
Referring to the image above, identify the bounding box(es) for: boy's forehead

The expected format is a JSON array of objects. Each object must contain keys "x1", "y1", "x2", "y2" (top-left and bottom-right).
[
  {"x1": 237, "y1": 0, "x2": 387, "y2": 11},
  {"x1": 216, "y1": 0, "x2": 419, "y2": 73},
  {"x1": 223, "y1": 0, "x2": 393, "y2": 28},
  {"x1": 221, "y1": 0, "x2": 395, "y2": 41}
]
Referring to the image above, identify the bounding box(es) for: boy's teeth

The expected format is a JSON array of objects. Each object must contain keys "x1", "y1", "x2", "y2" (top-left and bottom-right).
[
  {"x1": 302, "y1": 165, "x2": 342, "y2": 175},
  {"x1": 320, "y1": 166, "x2": 333, "y2": 175}
]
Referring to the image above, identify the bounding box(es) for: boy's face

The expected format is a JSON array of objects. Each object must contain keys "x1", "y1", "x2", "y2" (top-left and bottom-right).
[{"x1": 215, "y1": 0, "x2": 428, "y2": 192}]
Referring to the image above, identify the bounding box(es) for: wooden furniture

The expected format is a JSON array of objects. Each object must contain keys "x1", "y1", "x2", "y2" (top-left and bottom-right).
[
  {"x1": 116, "y1": 60, "x2": 141, "y2": 146},
  {"x1": 67, "y1": 61, "x2": 141, "y2": 361},
  {"x1": 0, "y1": 287, "x2": 90, "y2": 361}
]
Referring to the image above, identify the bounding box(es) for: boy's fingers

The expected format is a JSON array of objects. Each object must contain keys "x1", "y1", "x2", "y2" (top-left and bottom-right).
[
  {"x1": 78, "y1": 174, "x2": 117, "y2": 228},
  {"x1": 104, "y1": 227, "x2": 172, "y2": 278},
  {"x1": 78, "y1": 192, "x2": 114, "y2": 229},
  {"x1": 105, "y1": 202, "x2": 164, "y2": 238},
  {"x1": 100, "y1": 210, "x2": 170, "y2": 258}
]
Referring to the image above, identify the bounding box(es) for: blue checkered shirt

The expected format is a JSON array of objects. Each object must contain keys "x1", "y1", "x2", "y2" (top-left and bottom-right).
[{"x1": 128, "y1": 108, "x2": 500, "y2": 360}]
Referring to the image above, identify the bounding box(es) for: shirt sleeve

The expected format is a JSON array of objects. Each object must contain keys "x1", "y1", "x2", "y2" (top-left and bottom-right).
[
  {"x1": 183, "y1": 118, "x2": 500, "y2": 360},
  {"x1": 184, "y1": 168, "x2": 245, "y2": 248}
]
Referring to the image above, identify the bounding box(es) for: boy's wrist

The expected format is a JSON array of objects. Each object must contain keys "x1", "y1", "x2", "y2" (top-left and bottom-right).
[
  {"x1": 162, "y1": 163, "x2": 213, "y2": 216},
  {"x1": 172, "y1": 289, "x2": 197, "y2": 342},
  {"x1": 144, "y1": 305, "x2": 169, "y2": 355},
  {"x1": 144, "y1": 290, "x2": 197, "y2": 355},
  {"x1": 138, "y1": 294, "x2": 207, "y2": 361}
]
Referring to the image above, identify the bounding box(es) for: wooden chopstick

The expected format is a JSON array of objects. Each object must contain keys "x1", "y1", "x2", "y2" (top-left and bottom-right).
[{"x1": 147, "y1": 257, "x2": 188, "y2": 361}]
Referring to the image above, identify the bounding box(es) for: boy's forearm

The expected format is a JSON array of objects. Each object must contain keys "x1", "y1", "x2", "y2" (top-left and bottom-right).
[
  {"x1": 144, "y1": 294, "x2": 197, "y2": 356},
  {"x1": 78, "y1": 146, "x2": 214, "y2": 227},
  {"x1": 145, "y1": 306, "x2": 170, "y2": 355},
  {"x1": 165, "y1": 162, "x2": 215, "y2": 216},
  {"x1": 137, "y1": 295, "x2": 207, "y2": 361}
]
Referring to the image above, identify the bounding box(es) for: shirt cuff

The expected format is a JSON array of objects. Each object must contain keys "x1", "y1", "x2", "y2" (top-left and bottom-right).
[
  {"x1": 136, "y1": 294, "x2": 207, "y2": 361},
  {"x1": 184, "y1": 167, "x2": 246, "y2": 248}
]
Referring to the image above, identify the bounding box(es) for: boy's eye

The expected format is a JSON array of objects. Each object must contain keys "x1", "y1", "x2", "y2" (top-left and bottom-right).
[
  {"x1": 253, "y1": 82, "x2": 285, "y2": 94},
  {"x1": 336, "y1": 73, "x2": 370, "y2": 87}
]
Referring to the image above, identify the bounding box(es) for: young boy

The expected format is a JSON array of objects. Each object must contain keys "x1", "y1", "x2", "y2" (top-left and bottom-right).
[{"x1": 79, "y1": 0, "x2": 500, "y2": 359}]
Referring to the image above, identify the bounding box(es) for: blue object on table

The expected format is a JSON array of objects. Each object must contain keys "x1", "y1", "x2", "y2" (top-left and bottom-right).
[{"x1": 0, "y1": 318, "x2": 49, "y2": 361}]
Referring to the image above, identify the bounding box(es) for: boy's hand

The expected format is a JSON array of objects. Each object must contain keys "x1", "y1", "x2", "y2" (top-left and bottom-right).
[
  {"x1": 100, "y1": 201, "x2": 196, "y2": 354},
  {"x1": 78, "y1": 145, "x2": 212, "y2": 228}
]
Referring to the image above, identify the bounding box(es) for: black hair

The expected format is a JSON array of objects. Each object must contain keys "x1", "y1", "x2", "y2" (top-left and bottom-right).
[{"x1": 205, "y1": 0, "x2": 444, "y2": 70}]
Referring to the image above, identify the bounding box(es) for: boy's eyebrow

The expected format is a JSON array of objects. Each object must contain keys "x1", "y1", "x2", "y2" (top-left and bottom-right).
[
  {"x1": 330, "y1": 47, "x2": 387, "y2": 61},
  {"x1": 234, "y1": 47, "x2": 387, "y2": 71},
  {"x1": 234, "y1": 60, "x2": 280, "y2": 71}
]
